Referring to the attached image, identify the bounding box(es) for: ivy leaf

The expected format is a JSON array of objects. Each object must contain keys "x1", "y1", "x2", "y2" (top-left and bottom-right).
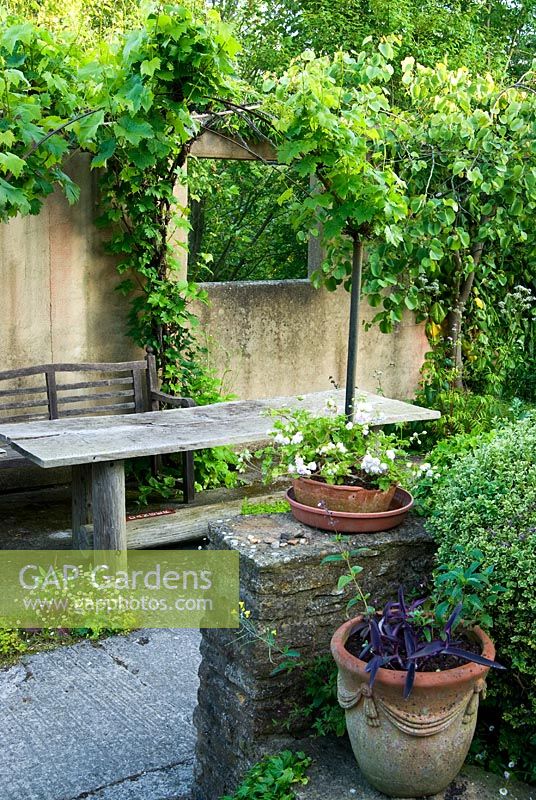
[
  {"x1": 0, "y1": 178, "x2": 31, "y2": 213},
  {"x1": 1, "y1": 23, "x2": 34, "y2": 54},
  {"x1": 140, "y1": 57, "x2": 161, "y2": 77},
  {"x1": 378, "y1": 42, "x2": 394, "y2": 60},
  {"x1": 74, "y1": 109, "x2": 105, "y2": 145},
  {"x1": 91, "y1": 137, "x2": 117, "y2": 168},
  {"x1": 337, "y1": 575, "x2": 353, "y2": 591},
  {"x1": 114, "y1": 116, "x2": 154, "y2": 145},
  {"x1": 0, "y1": 152, "x2": 25, "y2": 178},
  {"x1": 277, "y1": 187, "x2": 293, "y2": 205}
]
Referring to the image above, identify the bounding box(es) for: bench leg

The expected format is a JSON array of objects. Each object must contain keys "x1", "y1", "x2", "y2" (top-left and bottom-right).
[
  {"x1": 72, "y1": 464, "x2": 93, "y2": 550},
  {"x1": 182, "y1": 451, "x2": 195, "y2": 504},
  {"x1": 92, "y1": 460, "x2": 127, "y2": 551}
]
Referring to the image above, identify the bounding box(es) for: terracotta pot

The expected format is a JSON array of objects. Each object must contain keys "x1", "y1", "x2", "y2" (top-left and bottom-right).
[
  {"x1": 286, "y1": 487, "x2": 414, "y2": 533},
  {"x1": 293, "y1": 477, "x2": 396, "y2": 513},
  {"x1": 331, "y1": 617, "x2": 495, "y2": 798}
]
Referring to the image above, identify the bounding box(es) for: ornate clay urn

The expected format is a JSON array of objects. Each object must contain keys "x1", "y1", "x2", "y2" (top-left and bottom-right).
[{"x1": 331, "y1": 616, "x2": 495, "y2": 798}]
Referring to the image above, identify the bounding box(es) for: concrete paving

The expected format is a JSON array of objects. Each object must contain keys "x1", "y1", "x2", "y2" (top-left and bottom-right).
[
  {"x1": 0, "y1": 628, "x2": 201, "y2": 800},
  {"x1": 293, "y1": 737, "x2": 535, "y2": 800}
]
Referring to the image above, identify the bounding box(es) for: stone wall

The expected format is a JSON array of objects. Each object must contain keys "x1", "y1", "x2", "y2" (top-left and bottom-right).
[{"x1": 192, "y1": 513, "x2": 436, "y2": 800}]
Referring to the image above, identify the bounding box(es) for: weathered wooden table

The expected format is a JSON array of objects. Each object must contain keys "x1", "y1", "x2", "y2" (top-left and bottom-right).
[{"x1": 0, "y1": 390, "x2": 439, "y2": 551}]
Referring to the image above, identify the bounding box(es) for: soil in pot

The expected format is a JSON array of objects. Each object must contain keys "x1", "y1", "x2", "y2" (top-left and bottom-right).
[{"x1": 345, "y1": 629, "x2": 483, "y2": 671}]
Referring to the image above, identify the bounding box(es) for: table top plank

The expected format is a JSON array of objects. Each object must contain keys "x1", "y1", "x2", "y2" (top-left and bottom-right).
[{"x1": 0, "y1": 389, "x2": 440, "y2": 469}]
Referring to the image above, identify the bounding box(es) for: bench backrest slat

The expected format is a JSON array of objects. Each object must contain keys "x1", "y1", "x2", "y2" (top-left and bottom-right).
[
  {"x1": 0, "y1": 398, "x2": 52, "y2": 412},
  {"x1": 0, "y1": 360, "x2": 149, "y2": 423},
  {"x1": 0, "y1": 385, "x2": 47, "y2": 399},
  {"x1": 56, "y1": 377, "x2": 134, "y2": 391},
  {"x1": 60, "y1": 402, "x2": 137, "y2": 417},
  {"x1": 58, "y1": 390, "x2": 135, "y2": 406}
]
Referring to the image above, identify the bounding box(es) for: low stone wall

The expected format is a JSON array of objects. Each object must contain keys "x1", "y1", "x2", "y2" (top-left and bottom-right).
[{"x1": 192, "y1": 513, "x2": 436, "y2": 800}]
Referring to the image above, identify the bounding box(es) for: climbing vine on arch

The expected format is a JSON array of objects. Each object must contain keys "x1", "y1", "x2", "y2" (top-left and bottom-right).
[{"x1": 78, "y1": 4, "x2": 244, "y2": 493}]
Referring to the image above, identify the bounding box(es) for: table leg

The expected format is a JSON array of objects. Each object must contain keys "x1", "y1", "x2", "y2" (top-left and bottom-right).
[
  {"x1": 72, "y1": 464, "x2": 93, "y2": 550},
  {"x1": 91, "y1": 460, "x2": 127, "y2": 551}
]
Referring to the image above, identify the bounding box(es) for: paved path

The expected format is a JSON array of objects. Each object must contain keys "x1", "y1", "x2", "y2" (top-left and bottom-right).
[{"x1": 0, "y1": 629, "x2": 201, "y2": 800}]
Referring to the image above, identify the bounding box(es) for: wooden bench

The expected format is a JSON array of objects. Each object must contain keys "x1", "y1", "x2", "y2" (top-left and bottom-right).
[{"x1": 0, "y1": 348, "x2": 196, "y2": 502}]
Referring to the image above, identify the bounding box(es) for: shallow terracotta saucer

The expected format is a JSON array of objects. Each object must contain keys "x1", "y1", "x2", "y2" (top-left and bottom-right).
[{"x1": 286, "y1": 486, "x2": 414, "y2": 533}]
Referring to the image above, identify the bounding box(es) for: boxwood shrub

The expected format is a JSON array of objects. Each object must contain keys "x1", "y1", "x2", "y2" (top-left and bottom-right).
[{"x1": 427, "y1": 416, "x2": 536, "y2": 781}]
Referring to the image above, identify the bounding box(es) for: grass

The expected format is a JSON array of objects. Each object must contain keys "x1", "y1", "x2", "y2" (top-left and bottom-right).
[{"x1": 241, "y1": 498, "x2": 290, "y2": 515}]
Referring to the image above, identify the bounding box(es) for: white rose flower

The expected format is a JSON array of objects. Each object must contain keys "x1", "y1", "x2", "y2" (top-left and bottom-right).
[
  {"x1": 306, "y1": 461, "x2": 317, "y2": 471},
  {"x1": 386, "y1": 449, "x2": 396, "y2": 460},
  {"x1": 345, "y1": 421, "x2": 354, "y2": 430},
  {"x1": 291, "y1": 432, "x2": 304, "y2": 445}
]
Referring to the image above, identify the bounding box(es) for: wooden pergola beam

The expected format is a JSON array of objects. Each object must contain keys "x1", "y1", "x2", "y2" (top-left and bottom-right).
[{"x1": 189, "y1": 129, "x2": 277, "y2": 162}]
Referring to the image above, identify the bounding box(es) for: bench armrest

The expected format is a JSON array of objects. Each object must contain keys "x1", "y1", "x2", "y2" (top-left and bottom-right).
[{"x1": 151, "y1": 390, "x2": 196, "y2": 409}]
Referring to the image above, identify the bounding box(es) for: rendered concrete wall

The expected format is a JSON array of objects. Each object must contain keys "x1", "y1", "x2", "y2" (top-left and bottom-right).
[
  {"x1": 0, "y1": 153, "x2": 137, "y2": 370},
  {"x1": 197, "y1": 281, "x2": 429, "y2": 400},
  {"x1": 1, "y1": 157, "x2": 428, "y2": 401}
]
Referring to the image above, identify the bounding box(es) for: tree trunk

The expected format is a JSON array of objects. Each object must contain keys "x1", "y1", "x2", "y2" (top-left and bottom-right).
[{"x1": 442, "y1": 238, "x2": 485, "y2": 389}]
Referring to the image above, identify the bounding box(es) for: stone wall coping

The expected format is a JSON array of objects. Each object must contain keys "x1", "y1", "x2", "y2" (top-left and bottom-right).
[{"x1": 208, "y1": 512, "x2": 433, "y2": 570}]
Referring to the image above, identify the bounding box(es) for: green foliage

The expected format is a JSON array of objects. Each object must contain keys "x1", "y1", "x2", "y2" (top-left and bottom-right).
[
  {"x1": 282, "y1": 655, "x2": 346, "y2": 739},
  {"x1": 187, "y1": 158, "x2": 307, "y2": 282},
  {"x1": 88, "y1": 3, "x2": 239, "y2": 385},
  {"x1": 219, "y1": 750, "x2": 311, "y2": 800},
  {"x1": 241, "y1": 498, "x2": 290, "y2": 515},
  {"x1": 193, "y1": 446, "x2": 240, "y2": 491},
  {"x1": 236, "y1": 602, "x2": 302, "y2": 676},
  {"x1": 411, "y1": 389, "x2": 529, "y2": 450},
  {"x1": 300, "y1": 655, "x2": 345, "y2": 738},
  {"x1": 427, "y1": 417, "x2": 536, "y2": 782},
  {"x1": 3, "y1": 0, "x2": 141, "y2": 47},
  {"x1": 191, "y1": 0, "x2": 536, "y2": 284},
  {"x1": 86, "y1": 4, "x2": 243, "y2": 496},
  {"x1": 407, "y1": 391, "x2": 531, "y2": 515},
  {"x1": 266, "y1": 44, "x2": 536, "y2": 385},
  {"x1": 211, "y1": 0, "x2": 536, "y2": 88},
  {"x1": 0, "y1": 626, "x2": 121, "y2": 668},
  {"x1": 364, "y1": 59, "x2": 536, "y2": 384},
  {"x1": 465, "y1": 284, "x2": 536, "y2": 399},
  {"x1": 321, "y1": 543, "x2": 376, "y2": 616},
  {"x1": 266, "y1": 43, "x2": 408, "y2": 290},
  {"x1": 431, "y1": 547, "x2": 505, "y2": 631},
  {"x1": 0, "y1": 628, "x2": 28, "y2": 660},
  {"x1": 0, "y1": 17, "x2": 86, "y2": 219}
]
